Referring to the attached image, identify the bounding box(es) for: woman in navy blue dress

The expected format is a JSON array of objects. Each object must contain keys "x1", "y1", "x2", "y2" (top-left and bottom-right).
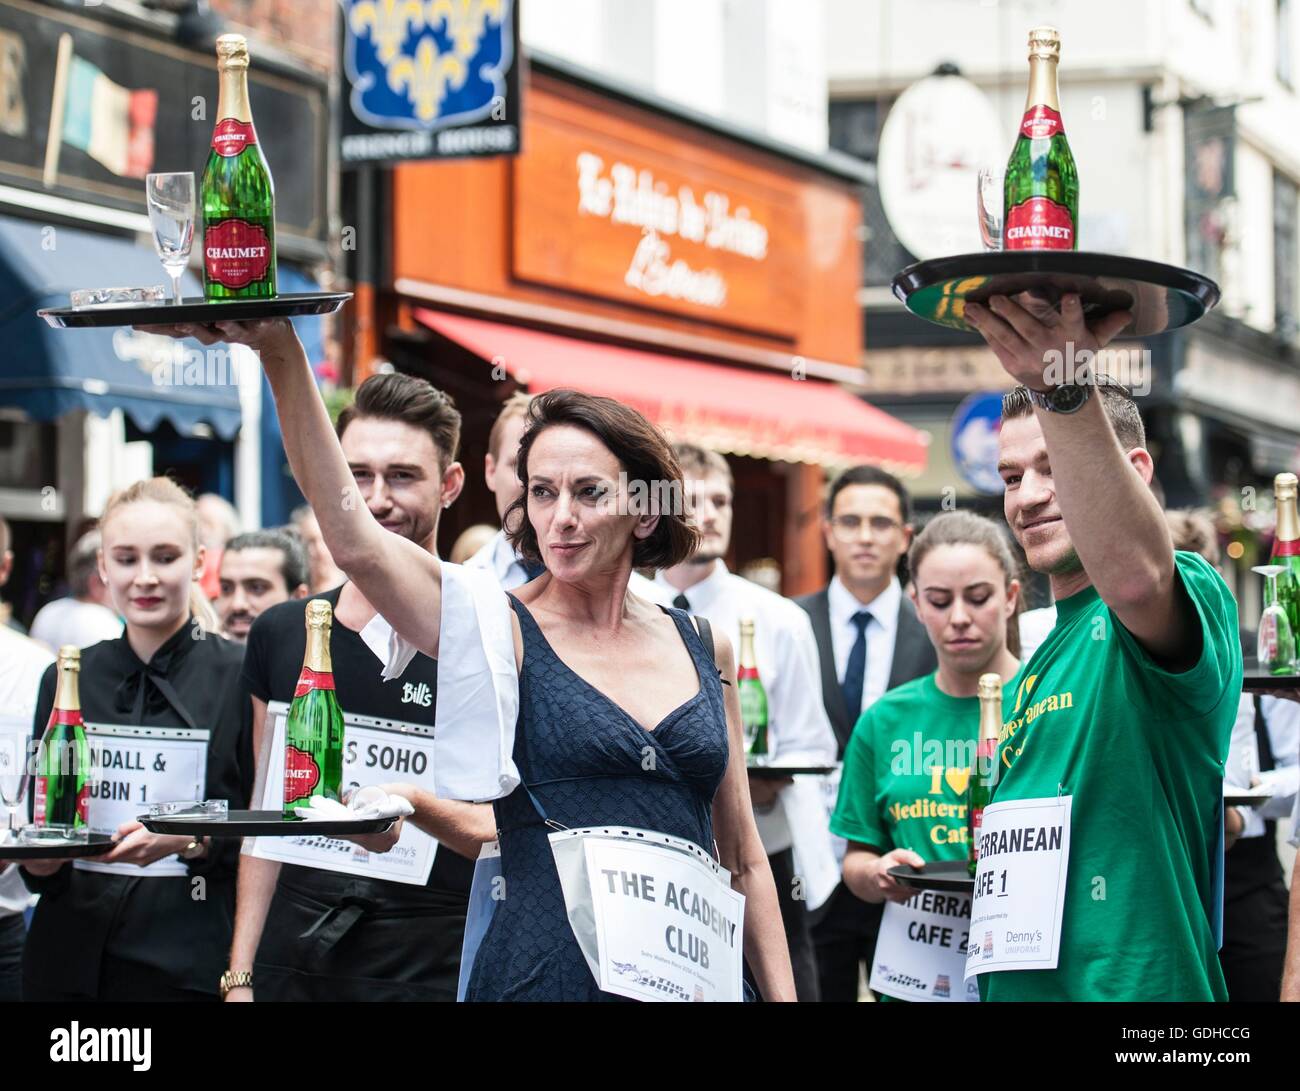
[{"x1": 156, "y1": 317, "x2": 797, "y2": 1002}]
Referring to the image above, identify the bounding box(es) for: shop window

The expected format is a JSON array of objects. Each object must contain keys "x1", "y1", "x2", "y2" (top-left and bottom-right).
[
  {"x1": 1274, "y1": 171, "x2": 1298, "y2": 340},
  {"x1": 0, "y1": 416, "x2": 57, "y2": 491}
]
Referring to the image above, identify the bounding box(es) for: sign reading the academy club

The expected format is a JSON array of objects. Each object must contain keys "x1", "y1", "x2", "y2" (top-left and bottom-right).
[{"x1": 339, "y1": 0, "x2": 520, "y2": 166}]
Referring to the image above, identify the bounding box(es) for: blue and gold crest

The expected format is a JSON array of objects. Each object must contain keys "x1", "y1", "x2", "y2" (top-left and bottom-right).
[{"x1": 342, "y1": 0, "x2": 514, "y2": 130}]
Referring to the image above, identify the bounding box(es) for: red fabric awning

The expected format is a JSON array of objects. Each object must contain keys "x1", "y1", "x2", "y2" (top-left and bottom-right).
[{"x1": 415, "y1": 310, "x2": 929, "y2": 473}]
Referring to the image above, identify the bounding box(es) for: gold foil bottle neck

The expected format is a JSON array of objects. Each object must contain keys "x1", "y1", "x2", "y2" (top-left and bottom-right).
[
  {"x1": 216, "y1": 33, "x2": 250, "y2": 70},
  {"x1": 53, "y1": 647, "x2": 82, "y2": 712},
  {"x1": 303, "y1": 601, "x2": 334, "y2": 674},
  {"x1": 738, "y1": 618, "x2": 758, "y2": 669},
  {"x1": 1277, "y1": 473, "x2": 1300, "y2": 543},
  {"x1": 305, "y1": 599, "x2": 333, "y2": 629},
  {"x1": 1028, "y1": 25, "x2": 1061, "y2": 61},
  {"x1": 977, "y1": 672, "x2": 1002, "y2": 700}
]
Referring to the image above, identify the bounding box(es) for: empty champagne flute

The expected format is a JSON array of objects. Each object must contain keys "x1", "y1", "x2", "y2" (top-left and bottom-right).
[
  {"x1": 146, "y1": 172, "x2": 195, "y2": 305},
  {"x1": 0, "y1": 728, "x2": 30, "y2": 841},
  {"x1": 976, "y1": 166, "x2": 1004, "y2": 252},
  {"x1": 1254, "y1": 565, "x2": 1297, "y2": 674}
]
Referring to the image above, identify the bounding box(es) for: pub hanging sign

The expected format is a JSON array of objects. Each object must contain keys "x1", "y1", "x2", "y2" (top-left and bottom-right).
[{"x1": 338, "y1": 0, "x2": 521, "y2": 166}]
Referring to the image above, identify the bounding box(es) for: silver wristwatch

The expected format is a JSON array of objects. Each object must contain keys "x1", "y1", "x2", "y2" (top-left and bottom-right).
[{"x1": 1027, "y1": 382, "x2": 1092, "y2": 414}]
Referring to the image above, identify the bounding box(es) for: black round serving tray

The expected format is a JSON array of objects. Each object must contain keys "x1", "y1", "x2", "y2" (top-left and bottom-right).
[
  {"x1": 746, "y1": 763, "x2": 838, "y2": 778},
  {"x1": 38, "y1": 291, "x2": 352, "y2": 329},
  {"x1": 888, "y1": 860, "x2": 975, "y2": 893},
  {"x1": 891, "y1": 251, "x2": 1219, "y2": 336},
  {"x1": 1242, "y1": 660, "x2": 1300, "y2": 693},
  {"x1": 140, "y1": 809, "x2": 394, "y2": 838},
  {"x1": 0, "y1": 832, "x2": 115, "y2": 860}
]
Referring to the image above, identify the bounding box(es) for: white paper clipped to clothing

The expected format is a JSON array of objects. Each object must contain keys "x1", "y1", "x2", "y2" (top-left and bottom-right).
[{"x1": 404, "y1": 562, "x2": 520, "y2": 802}]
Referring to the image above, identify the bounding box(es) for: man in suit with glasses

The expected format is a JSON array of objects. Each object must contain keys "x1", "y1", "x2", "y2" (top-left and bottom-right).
[{"x1": 795, "y1": 466, "x2": 937, "y2": 1002}]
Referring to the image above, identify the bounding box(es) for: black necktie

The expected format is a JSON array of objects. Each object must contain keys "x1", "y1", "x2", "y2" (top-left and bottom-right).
[
  {"x1": 672, "y1": 593, "x2": 691, "y2": 613},
  {"x1": 840, "y1": 610, "x2": 871, "y2": 726}
]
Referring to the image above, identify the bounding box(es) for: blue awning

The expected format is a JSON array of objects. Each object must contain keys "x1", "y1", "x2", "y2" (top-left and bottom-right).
[{"x1": 0, "y1": 216, "x2": 242, "y2": 440}]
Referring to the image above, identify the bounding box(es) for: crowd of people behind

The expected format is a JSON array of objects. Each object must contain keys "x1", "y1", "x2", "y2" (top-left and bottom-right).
[{"x1": 0, "y1": 295, "x2": 1297, "y2": 1002}]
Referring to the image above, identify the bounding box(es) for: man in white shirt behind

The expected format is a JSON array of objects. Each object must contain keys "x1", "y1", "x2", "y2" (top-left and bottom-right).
[
  {"x1": 643, "y1": 443, "x2": 838, "y2": 1002},
  {"x1": 0, "y1": 624, "x2": 55, "y2": 1000},
  {"x1": 29, "y1": 531, "x2": 122, "y2": 652}
]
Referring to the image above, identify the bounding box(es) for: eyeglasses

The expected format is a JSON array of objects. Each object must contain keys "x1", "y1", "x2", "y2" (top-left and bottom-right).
[{"x1": 829, "y1": 514, "x2": 902, "y2": 541}]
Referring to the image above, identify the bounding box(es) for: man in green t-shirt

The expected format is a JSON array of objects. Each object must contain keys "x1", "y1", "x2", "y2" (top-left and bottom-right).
[{"x1": 966, "y1": 293, "x2": 1240, "y2": 1001}]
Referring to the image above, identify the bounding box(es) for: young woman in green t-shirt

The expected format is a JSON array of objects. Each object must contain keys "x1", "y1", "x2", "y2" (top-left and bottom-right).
[{"x1": 833, "y1": 511, "x2": 1024, "y2": 904}]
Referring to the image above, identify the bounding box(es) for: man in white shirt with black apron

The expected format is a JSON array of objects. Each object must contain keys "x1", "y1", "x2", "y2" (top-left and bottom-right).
[
  {"x1": 644, "y1": 443, "x2": 837, "y2": 1001},
  {"x1": 224, "y1": 373, "x2": 495, "y2": 1002}
]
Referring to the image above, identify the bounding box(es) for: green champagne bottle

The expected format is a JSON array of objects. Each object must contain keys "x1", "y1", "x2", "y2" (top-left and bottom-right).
[
  {"x1": 738, "y1": 618, "x2": 769, "y2": 763},
  {"x1": 33, "y1": 646, "x2": 91, "y2": 833},
  {"x1": 1272, "y1": 473, "x2": 1300, "y2": 644},
  {"x1": 1003, "y1": 26, "x2": 1078, "y2": 251},
  {"x1": 283, "y1": 600, "x2": 345, "y2": 816},
  {"x1": 967, "y1": 673, "x2": 1002, "y2": 877},
  {"x1": 202, "y1": 34, "x2": 276, "y2": 300}
]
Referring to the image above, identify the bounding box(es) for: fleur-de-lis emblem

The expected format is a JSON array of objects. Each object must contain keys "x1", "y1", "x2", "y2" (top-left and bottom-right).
[
  {"x1": 426, "y1": 0, "x2": 505, "y2": 59},
  {"x1": 351, "y1": 0, "x2": 426, "y2": 65},
  {"x1": 387, "y1": 35, "x2": 467, "y2": 122}
]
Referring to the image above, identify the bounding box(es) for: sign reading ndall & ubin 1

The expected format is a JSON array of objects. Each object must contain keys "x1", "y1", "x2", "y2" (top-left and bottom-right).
[{"x1": 338, "y1": 0, "x2": 521, "y2": 166}]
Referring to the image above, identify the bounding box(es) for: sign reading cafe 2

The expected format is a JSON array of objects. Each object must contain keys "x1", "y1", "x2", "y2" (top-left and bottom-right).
[{"x1": 575, "y1": 152, "x2": 770, "y2": 310}]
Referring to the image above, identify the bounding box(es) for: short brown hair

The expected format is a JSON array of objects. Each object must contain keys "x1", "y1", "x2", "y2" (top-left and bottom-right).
[
  {"x1": 504, "y1": 389, "x2": 698, "y2": 570},
  {"x1": 488, "y1": 393, "x2": 533, "y2": 461},
  {"x1": 1165, "y1": 508, "x2": 1220, "y2": 565},
  {"x1": 672, "y1": 442, "x2": 733, "y2": 490},
  {"x1": 336, "y1": 372, "x2": 461, "y2": 469},
  {"x1": 1001, "y1": 377, "x2": 1146, "y2": 451}
]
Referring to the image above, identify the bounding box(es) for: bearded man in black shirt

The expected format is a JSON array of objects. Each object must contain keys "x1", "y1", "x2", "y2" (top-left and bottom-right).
[{"x1": 223, "y1": 373, "x2": 495, "y2": 1002}]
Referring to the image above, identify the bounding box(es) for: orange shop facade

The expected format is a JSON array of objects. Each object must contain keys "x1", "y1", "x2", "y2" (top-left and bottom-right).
[{"x1": 358, "y1": 55, "x2": 928, "y2": 595}]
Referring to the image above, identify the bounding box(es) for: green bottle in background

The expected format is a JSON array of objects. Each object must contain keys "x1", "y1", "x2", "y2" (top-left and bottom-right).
[
  {"x1": 202, "y1": 34, "x2": 276, "y2": 300},
  {"x1": 283, "y1": 600, "x2": 344, "y2": 815},
  {"x1": 33, "y1": 646, "x2": 91, "y2": 834},
  {"x1": 738, "y1": 618, "x2": 769, "y2": 763},
  {"x1": 967, "y1": 673, "x2": 1002, "y2": 877},
  {"x1": 1271, "y1": 472, "x2": 1300, "y2": 646},
  {"x1": 1003, "y1": 26, "x2": 1079, "y2": 251}
]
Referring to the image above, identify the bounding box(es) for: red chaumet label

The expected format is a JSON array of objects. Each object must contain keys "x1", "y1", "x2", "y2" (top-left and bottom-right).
[
  {"x1": 283, "y1": 745, "x2": 321, "y2": 803},
  {"x1": 205, "y1": 219, "x2": 272, "y2": 289},
  {"x1": 53, "y1": 709, "x2": 82, "y2": 726},
  {"x1": 1274, "y1": 538, "x2": 1300, "y2": 557},
  {"x1": 1020, "y1": 105, "x2": 1063, "y2": 140},
  {"x1": 211, "y1": 118, "x2": 257, "y2": 157},
  {"x1": 293, "y1": 668, "x2": 335, "y2": 698},
  {"x1": 1005, "y1": 197, "x2": 1074, "y2": 250}
]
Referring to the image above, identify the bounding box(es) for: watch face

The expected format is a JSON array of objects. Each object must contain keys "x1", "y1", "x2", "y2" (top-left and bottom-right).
[{"x1": 1050, "y1": 384, "x2": 1090, "y2": 413}]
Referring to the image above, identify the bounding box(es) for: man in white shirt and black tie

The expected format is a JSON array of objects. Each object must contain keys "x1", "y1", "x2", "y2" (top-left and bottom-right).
[
  {"x1": 795, "y1": 465, "x2": 937, "y2": 1001},
  {"x1": 645, "y1": 444, "x2": 838, "y2": 1001}
]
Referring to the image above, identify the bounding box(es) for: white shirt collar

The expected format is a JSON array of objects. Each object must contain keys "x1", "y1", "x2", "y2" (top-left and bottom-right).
[
  {"x1": 491, "y1": 529, "x2": 525, "y2": 582},
  {"x1": 653, "y1": 560, "x2": 730, "y2": 612},
  {"x1": 828, "y1": 573, "x2": 901, "y2": 635}
]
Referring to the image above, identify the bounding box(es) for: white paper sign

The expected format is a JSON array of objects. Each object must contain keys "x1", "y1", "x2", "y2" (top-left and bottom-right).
[
  {"x1": 76, "y1": 724, "x2": 209, "y2": 878},
  {"x1": 871, "y1": 890, "x2": 980, "y2": 1002},
  {"x1": 965, "y1": 795, "x2": 1072, "y2": 977},
  {"x1": 250, "y1": 702, "x2": 437, "y2": 885},
  {"x1": 549, "y1": 828, "x2": 745, "y2": 1002}
]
